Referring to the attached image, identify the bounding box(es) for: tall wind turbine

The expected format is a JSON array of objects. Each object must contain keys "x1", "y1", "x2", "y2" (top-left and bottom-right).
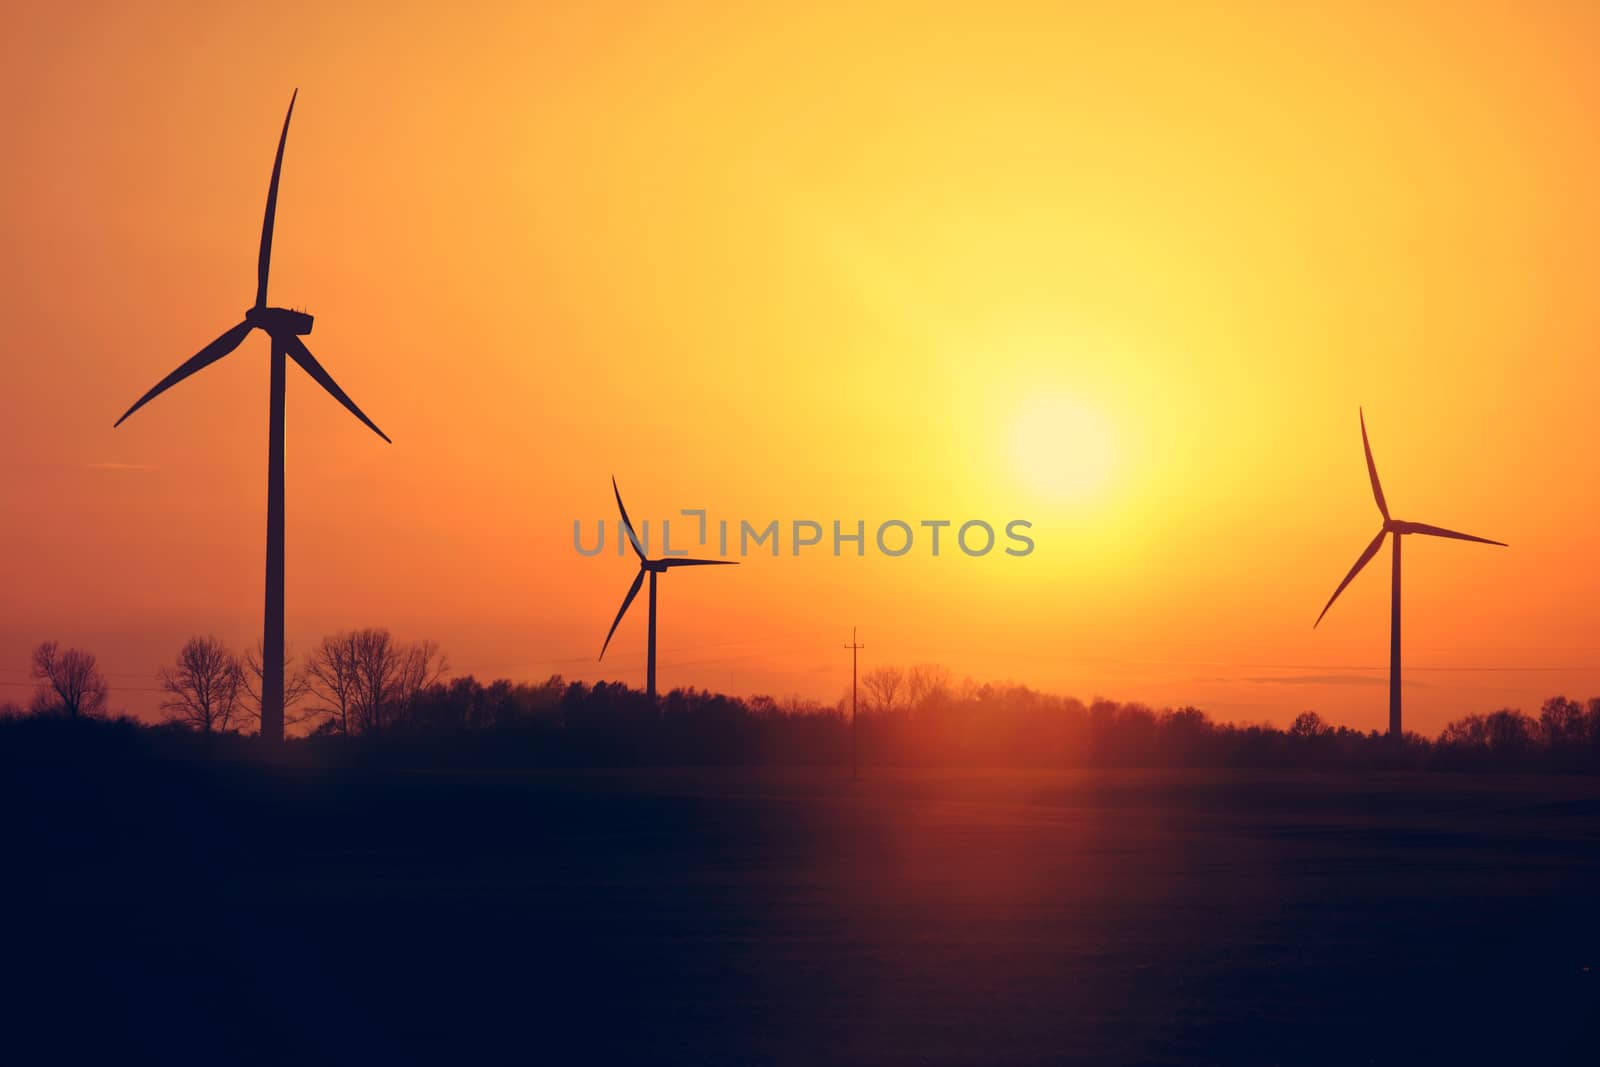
[
  {"x1": 1314, "y1": 409, "x2": 1504, "y2": 737},
  {"x1": 114, "y1": 91, "x2": 390, "y2": 744},
  {"x1": 599, "y1": 478, "x2": 736, "y2": 698}
]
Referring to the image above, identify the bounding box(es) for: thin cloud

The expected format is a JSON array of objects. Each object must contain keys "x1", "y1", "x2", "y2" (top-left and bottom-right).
[{"x1": 86, "y1": 462, "x2": 154, "y2": 472}]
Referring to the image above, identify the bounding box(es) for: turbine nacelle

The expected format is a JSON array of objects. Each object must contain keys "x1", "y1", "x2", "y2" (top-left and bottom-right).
[{"x1": 245, "y1": 305, "x2": 313, "y2": 336}]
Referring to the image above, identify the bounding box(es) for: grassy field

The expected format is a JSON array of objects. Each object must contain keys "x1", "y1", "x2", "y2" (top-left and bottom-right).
[{"x1": 9, "y1": 763, "x2": 1599, "y2": 1064}]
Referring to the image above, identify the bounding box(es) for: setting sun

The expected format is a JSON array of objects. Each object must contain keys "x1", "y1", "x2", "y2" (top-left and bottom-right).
[{"x1": 1008, "y1": 392, "x2": 1117, "y2": 503}]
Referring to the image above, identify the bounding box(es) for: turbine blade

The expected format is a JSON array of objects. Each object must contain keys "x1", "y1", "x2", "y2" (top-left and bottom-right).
[
  {"x1": 599, "y1": 569, "x2": 645, "y2": 660},
  {"x1": 1405, "y1": 521, "x2": 1506, "y2": 547},
  {"x1": 1359, "y1": 408, "x2": 1389, "y2": 521},
  {"x1": 114, "y1": 322, "x2": 253, "y2": 427},
  {"x1": 612, "y1": 476, "x2": 644, "y2": 560},
  {"x1": 256, "y1": 90, "x2": 298, "y2": 310},
  {"x1": 1314, "y1": 528, "x2": 1388, "y2": 628},
  {"x1": 283, "y1": 335, "x2": 391, "y2": 443},
  {"x1": 660, "y1": 558, "x2": 739, "y2": 568}
]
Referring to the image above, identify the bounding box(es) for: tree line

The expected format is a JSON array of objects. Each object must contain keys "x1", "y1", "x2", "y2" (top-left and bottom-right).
[
  {"x1": 4, "y1": 632, "x2": 444, "y2": 737},
  {"x1": 7, "y1": 637, "x2": 1600, "y2": 773}
]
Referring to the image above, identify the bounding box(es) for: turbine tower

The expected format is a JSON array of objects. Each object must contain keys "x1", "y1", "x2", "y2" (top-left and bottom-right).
[
  {"x1": 114, "y1": 92, "x2": 390, "y2": 744},
  {"x1": 1314, "y1": 409, "x2": 1504, "y2": 737},
  {"x1": 599, "y1": 478, "x2": 736, "y2": 698}
]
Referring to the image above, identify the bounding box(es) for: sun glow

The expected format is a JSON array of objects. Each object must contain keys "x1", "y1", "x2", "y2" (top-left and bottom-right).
[{"x1": 1008, "y1": 392, "x2": 1117, "y2": 503}]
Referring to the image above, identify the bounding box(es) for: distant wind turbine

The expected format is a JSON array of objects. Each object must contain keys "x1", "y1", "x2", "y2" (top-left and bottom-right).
[
  {"x1": 114, "y1": 91, "x2": 390, "y2": 744},
  {"x1": 599, "y1": 478, "x2": 737, "y2": 698},
  {"x1": 1314, "y1": 409, "x2": 1505, "y2": 737}
]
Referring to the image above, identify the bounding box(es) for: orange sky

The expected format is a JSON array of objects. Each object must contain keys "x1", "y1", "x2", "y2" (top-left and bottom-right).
[{"x1": 4, "y1": 1, "x2": 1600, "y2": 733}]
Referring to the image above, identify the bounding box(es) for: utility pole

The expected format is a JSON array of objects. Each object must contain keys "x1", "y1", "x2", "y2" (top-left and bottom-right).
[{"x1": 844, "y1": 627, "x2": 864, "y2": 779}]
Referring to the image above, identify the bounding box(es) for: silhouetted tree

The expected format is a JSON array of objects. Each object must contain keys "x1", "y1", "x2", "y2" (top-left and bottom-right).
[
  {"x1": 1484, "y1": 708, "x2": 1538, "y2": 760},
  {"x1": 242, "y1": 639, "x2": 312, "y2": 733},
  {"x1": 862, "y1": 666, "x2": 905, "y2": 715},
  {"x1": 307, "y1": 633, "x2": 360, "y2": 735},
  {"x1": 355, "y1": 631, "x2": 444, "y2": 733},
  {"x1": 29, "y1": 641, "x2": 108, "y2": 718},
  {"x1": 1588, "y1": 698, "x2": 1600, "y2": 766},
  {"x1": 1540, "y1": 697, "x2": 1586, "y2": 749},
  {"x1": 1437, "y1": 709, "x2": 1539, "y2": 770},
  {"x1": 307, "y1": 629, "x2": 446, "y2": 734},
  {"x1": 1289, "y1": 711, "x2": 1331, "y2": 738},
  {"x1": 1159, "y1": 706, "x2": 1214, "y2": 764},
  {"x1": 1439, "y1": 714, "x2": 1488, "y2": 749},
  {"x1": 906, "y1": 663, "x2": 952, "y2": 711},
  {"x1": 158, "y1": 636, "x2": 244, "y2": 734}
]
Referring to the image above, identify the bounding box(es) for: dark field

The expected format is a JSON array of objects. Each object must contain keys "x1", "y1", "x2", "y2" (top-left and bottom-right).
[{"x1": 9, "y1": 763, "x2": 1599, "y2": 1064}]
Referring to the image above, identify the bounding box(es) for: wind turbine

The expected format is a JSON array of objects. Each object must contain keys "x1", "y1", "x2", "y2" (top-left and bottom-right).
[
  {"x1": 599, "y1": 478, "x2": 737, "y2": 698},
  {"x1": 1314, "y1": 409, "x2": 1504, "y2": 737},
  {"x1": 113, "y1": 91, "x2": 390, "y2": 744}
]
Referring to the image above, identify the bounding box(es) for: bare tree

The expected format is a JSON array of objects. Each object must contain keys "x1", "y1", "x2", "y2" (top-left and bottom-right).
[
  {"x1": 861, "y1": 665, "x2": 905, "y2": 716},
  {"x1": 242, "y1": 639, "x2": 313, "y2": 734},
  {"x1": 159, "y1": 636, "x2": 244, "y2": 733},
  {"x1": 354, "y1": 631, "x2": 445, "y2": 733},
  {"x1": 1289, "y1": 711, "x2": 1330, "y2": 738},
  {"x1": 1540, "y1": 697, "x2": 1586, "y2": 750},
  {"x1": 306, "y1": 632, "x2": 360, "y2": 735},
  {"x1": 905, "y1": 663, "x2": 952, "y2": 711},
  {"x1": 308, "y1": 629, "x2": 446, "y2": 735},
  {"x1": 30, "y1": 641, "x2": 108, "y2": 718}
]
